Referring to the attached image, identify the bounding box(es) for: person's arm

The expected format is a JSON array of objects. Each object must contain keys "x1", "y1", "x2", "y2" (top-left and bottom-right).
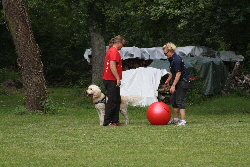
[
  {"x1": 164, "y1": 73, "x2": 172, "y2": 87},
  {"x1": 170, "y1": 72, "x2": 181, "y2": 94},
  {"x1": 110, "y1": 61, "x2": 121, "y2": 86}
]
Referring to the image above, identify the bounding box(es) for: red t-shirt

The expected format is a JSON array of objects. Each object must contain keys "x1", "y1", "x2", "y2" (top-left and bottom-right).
[{"x1": 102, "y1": 46, "x2": 123, "y2": 81}]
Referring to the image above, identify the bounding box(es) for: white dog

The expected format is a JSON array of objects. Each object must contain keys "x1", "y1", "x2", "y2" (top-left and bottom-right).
[{"x1": 86, "y1": 85, "x2": 143, "y2": 125}]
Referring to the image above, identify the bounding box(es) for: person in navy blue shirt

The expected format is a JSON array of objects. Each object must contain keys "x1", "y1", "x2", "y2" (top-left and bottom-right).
[{"x1": 163, "y1": 42, "x2": 190, "y2": 126}]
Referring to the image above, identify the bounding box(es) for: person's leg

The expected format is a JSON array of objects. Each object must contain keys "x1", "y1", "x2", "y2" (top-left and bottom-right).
[
  {"x1": 173, "y1": 108, "x2": 179, "y2": 118},
  {"x1": 103, "y1": 80, "x2": 117, "y2": 126},
  {"x1": 180, "y1": 109, "x2": 186, "y2": 120},
  {"x1": 169, "y1": 92, "x2": 179, "y2": 124},
  {"x1": 111, "y1": 86, "x2": 121, "y2": 123},
  {"x1": 175, "y1": 80, "x2": 189, "y2": 125},
  {"x1": 175, "y1": 81, "x2": 187, "y2": 109}
]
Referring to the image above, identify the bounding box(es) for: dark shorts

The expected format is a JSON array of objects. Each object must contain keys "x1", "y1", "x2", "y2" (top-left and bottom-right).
[{"x1": 170, "y1": 80, "x2": 190, "y2": 109}]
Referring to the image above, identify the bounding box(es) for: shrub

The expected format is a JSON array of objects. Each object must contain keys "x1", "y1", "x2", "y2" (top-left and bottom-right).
[
  {"x1": 186, "y1": 78, "x2": 208, "y2": 106},
  {"x1": 0, "y1": 68, "x2": 22, "y2": 83},
  {"x1": 41, "y1": 97, "x2": 59, "y2": 115}
]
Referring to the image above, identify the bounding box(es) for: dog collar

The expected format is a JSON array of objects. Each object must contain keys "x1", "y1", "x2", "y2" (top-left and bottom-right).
[{"x1": 95, "y1": 96, "x2": 106, "y2": 104}]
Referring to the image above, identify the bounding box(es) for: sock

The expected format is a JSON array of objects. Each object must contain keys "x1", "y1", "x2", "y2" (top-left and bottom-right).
[
  {"x1": 180, "y1": 120, "x2": 186, "y2": 123},
  {"x1": 174, "y1": 118, "x2": 179, "y2": 121}
]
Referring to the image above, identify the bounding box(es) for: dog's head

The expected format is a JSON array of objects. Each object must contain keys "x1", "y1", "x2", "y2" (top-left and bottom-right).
[{"x1": 86, "y1": 85, "x2": 102, "y2": 99}]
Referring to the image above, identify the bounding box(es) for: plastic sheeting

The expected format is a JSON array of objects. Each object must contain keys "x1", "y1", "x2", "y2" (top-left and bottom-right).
[
  {"x1": 217, "y1": 51, "x2": 244, "y2": 62},
  {"x1": 175, "y1": 46, "x2": 215, "y2": 57},
  {"x1": 140, "y1": 47, "x2": 166, "y2": 60},
  {"x1": 119, "y1": 47, "x2": 142, "y2": 59},
  {"x1": 84, "y1": 47, "x2": 166, "y2": 63},
  {"x1": 120, "y1": 67, "x2": 168, "y2": 106},
  {"x1": 84, "y1": 46, "x2": 244, "y2": 62},
  {"x1": 148, "y1": 57, "x2": 231, "y2": 95}
]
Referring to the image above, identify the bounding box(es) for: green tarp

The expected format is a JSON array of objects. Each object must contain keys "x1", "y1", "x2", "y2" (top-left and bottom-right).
[{"x1": 148, "y1": 56, "x2": 230, "y2": 95}]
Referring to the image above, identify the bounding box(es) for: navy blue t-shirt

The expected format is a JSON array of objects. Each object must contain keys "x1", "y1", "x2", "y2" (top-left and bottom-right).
[{"x1": 168, "y1": 53, "x2": 189, "y2": 82}]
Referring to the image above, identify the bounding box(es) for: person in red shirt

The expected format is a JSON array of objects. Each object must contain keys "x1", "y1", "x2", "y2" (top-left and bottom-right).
[{"x1": 102, "y1": 36, "x2": 126, "y2": 126}]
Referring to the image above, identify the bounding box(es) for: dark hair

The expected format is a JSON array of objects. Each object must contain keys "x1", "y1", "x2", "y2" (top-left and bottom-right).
[{"x1": 109, "y1": 35, "x2": 126, "y2": 47}]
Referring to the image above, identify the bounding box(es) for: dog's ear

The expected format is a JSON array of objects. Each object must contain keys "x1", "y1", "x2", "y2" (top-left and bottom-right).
[
  {"x1": 93, "y1": 86, "x2": 101, "y2": 98},
  {"x1": 96, "y1": 88, "x2": 101, "y2": 95}
]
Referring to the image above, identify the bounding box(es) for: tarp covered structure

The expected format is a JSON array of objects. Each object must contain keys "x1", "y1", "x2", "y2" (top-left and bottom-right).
[
  {"x1": 148, "y1": 57, "x2": 230, "y2": 95},
  {"x1": 84, "y1": 47, "x2": 166, "y2": 63},
  {"x1": 84, "y1": 46, "x2": 237, "y2": 105},
  {"x1": 217, "y1": 51, "x2": 244, "y2": 62},
  {"x1": 175, "y1": 46, "x2": 215, "y2": 57},
  {"x1": 84, "y1": 46, "x2": 244, "y2": 62}
]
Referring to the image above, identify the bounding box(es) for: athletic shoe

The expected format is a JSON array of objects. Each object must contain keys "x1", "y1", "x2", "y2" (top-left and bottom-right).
[
  {"x1": 167, "y1": 119, "x2": 179, "y2": 125},
  {"x1": 176, "y1": 121, "x2": 187, "y2": 126},
  {"x1": 116, "y1": 122, "x2": 123, "y2": 126},
  {"x1": 107, "y1": 123, "x2": 117, "y2": 126}
]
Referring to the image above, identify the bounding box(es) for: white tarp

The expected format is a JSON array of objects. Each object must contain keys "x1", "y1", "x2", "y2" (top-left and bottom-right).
[
  {"x1": 140, "y1": 47, "x2": 166, "y2": 60},
  {"x1": 175, "y1": 46, "x2": 215, "y2": 57},
  {"x1": 120, "y1": 67, "x2": 168, "y2": 106},
  {"x1": 84, "y1": 48, "x2": 92, "y2": 63},
  {"x1": 175, "y1": 46, "x2": 196, "y2": 57},
  {"x1": 119, "y1": 47, "x2": 142, "y2": 59},
  {"x1": 217, "y1": 51, "x2": 244, "y2": 62},
  {"x1": 83, "y1": 47, "x2": 166, "y2": 63},
  {"x1": 84, "y1": 46, "x2": 218, "y2": 62},
  {"x1": 84, "y1": 46, "x2": 244, "y2": 62}
]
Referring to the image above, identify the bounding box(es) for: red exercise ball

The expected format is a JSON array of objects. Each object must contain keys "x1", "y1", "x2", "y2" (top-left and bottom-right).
[{"x1": 146, "y1": 102, "x2": 171, "y2": 125}]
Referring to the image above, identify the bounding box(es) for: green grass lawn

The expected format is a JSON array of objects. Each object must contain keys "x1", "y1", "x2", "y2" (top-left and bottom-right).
[{"x1": 0, "y1": 88, "x2": 250, "y2": 167}]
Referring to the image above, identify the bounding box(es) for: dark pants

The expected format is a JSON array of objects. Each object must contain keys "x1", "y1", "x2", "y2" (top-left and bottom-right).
[
  {"x1": 103, "y1": 80, "x2": 121, "y2": 126},
  {"x1": 170, "y1": 80, "x2": 190, "y2": 109}
]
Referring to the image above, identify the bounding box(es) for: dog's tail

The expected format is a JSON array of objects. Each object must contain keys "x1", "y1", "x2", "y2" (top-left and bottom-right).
[{"x1": 121, "y1": 95, "x2": 143, "y2": 106}]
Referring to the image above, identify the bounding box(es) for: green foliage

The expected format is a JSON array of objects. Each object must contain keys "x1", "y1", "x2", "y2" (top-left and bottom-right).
[
  {"x1": 231, "y1": 87, "x2": 250, "y2": 99},
  {"x1": 14, "y1": 105, "x2": 28, "y2": 115},
  {"x1": 41, "y1": 96, "x2": 59, "y2": 115},
  {"x1": 186, "y1": 78, "x2": 208, "y2": 106},
  {"x1": 0, "y1": 68, "x2": 22, "y2": 83},
  {"x1": 147, "y1": 0, "x2": 250, "y2": 50},
  {"x1": 0, "y1": 85, "x2": 11, "y2": 96},
  {"x1": 1, "y1": 0, "x2": 250, "y2": 87},
  {"x1": 0, "y1": 87, "x2": 13, "y2": 96},
  {"x1": 0, "y1": 4, "x2": 17, "y2": 69},
  {"x1": 240, "y1": 43, "x2": 250, "y2": 74},
  {"x1": 24, "y1": 0, "x2": 91, "y2": 87},
  {"x1": 14, "y1": 105, "x2": 46, "y2": 115}
]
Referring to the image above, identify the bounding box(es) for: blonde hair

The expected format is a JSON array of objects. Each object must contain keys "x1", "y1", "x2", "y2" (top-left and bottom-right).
[
  {"x1": 109, "y1": 35, "x2": 126, "y2": 47},
  {"x1": 162, "y1": 42, "x2": 177, "y2": 51}
]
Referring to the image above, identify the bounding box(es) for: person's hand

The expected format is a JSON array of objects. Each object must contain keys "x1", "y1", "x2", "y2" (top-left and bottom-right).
[
  {"x1": 164, "y1": 81, "x2": 170, "y2": 87},
  {"x1": 116, "y1": 80, "x2": 121, "y2": 87},
  {"x1": 170, "y1": 85, "x2": 176, "y2": 94}
]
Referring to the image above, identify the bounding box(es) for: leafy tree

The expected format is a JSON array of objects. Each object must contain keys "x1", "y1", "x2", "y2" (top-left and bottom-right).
[
  {"x1": 1, "y1": 0, "x2": 250, "y2": 88},
  {"x1": 0, "y1": 2, "x2": 16, "y2": 69},
  {"x1": 82, "y1": 0, "x2": 106, "y2": 85},
  {"x1": 25, "y1": 0, "x2": 92, "y2": 87},
  {"x1": 2, "y1": 0, "x2": 47, "y2": 111},
  {"x1": 147, "y1": 0, "x2": 250, "y2": 52}
]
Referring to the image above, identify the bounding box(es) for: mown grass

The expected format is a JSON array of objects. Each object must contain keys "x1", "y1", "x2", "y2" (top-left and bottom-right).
[{"x1": 0, "y1": 88, "x2": 250, "y2": 167}]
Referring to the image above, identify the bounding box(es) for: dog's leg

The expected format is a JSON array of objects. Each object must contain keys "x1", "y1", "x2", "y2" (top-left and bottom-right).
[
  {"x1": 100, "y1": 112, "x2": 105, "y2": 125},
  {"x1": 120, "y1": 107, "x2": 129, "y2": 125},
  {"x1": 97, "y1": 109, "x2": 104, "y2": 125}
]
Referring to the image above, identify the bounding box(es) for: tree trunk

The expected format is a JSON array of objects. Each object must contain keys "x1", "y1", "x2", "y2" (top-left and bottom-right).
[
  {"x1": 88, "y1": 2, "x2": 106, "y2": 85},
  {"x1": 2, "y1": 0, "x2": 47, "y2": 111},
  {"x1": 89, "y1": 27, "x2": 105, "y2": 85}
]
